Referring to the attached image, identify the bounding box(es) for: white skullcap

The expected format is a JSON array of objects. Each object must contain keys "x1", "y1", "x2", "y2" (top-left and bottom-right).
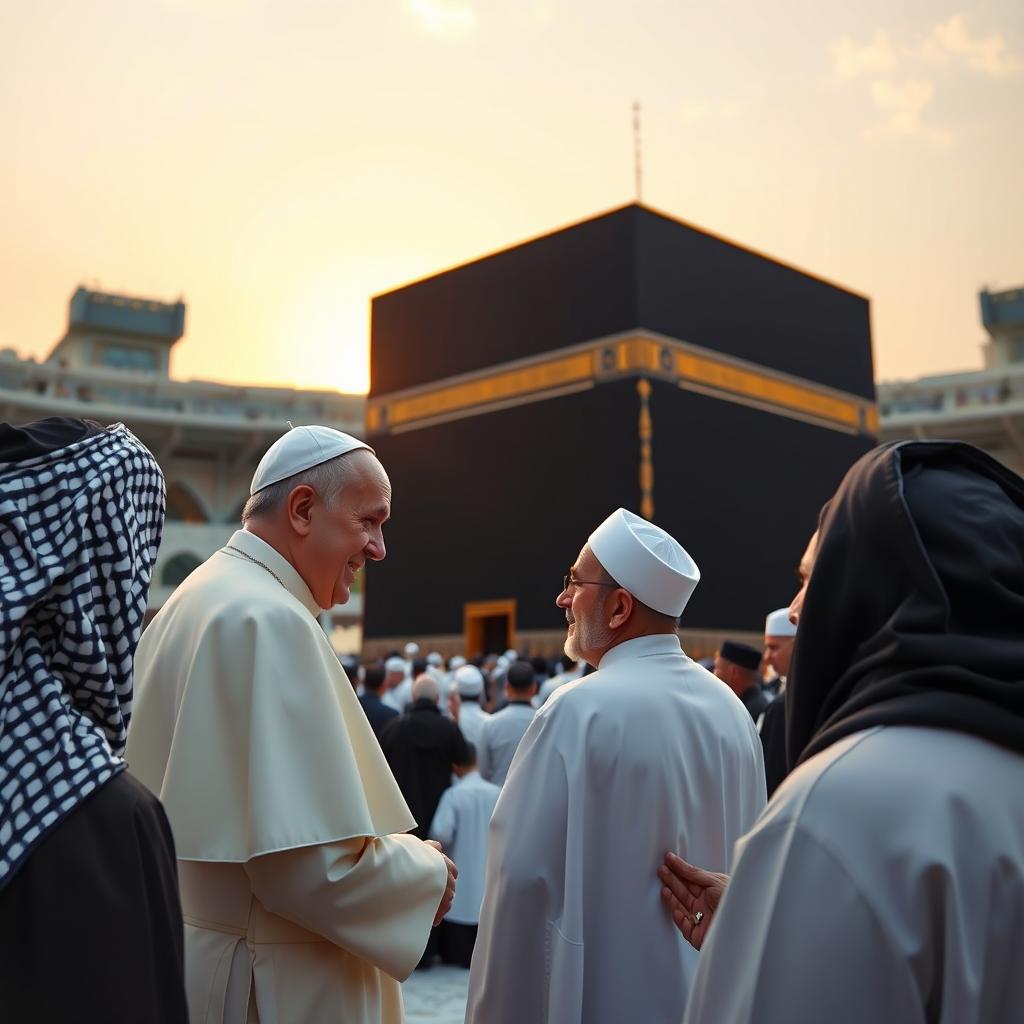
[
  {"x1": 765, "y1": 607, "x2": 797, "y2": 637},
  {"x1": 426, "y1": 652, "x2": 443, "y2": 667},
  {"x1": 448, "y1": 655, "x2": 467, "y2": 671},
  {"x1": 404, "y1": 642, "x2": 420, "y2": 658},
  {"x1": 503, "y1": 649, "x2": 518, "y2": 661},
  {"x1": 454, "y1": 665, "x2": 484, "y2": 697},
  {"x1": 588, "y1": 508, "x2": 700, "y2": 618},
  {"x1": 384, "y1": 656, "x2": 406, "y2": 673},
  {"x1": 250, "y1": 425, "x2": 373, "y2": 495}
]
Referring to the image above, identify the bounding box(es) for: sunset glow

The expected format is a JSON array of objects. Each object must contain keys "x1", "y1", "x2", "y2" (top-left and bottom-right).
[{"x1": 1, "y1": 1, "x2": 1020, "y2": 394}]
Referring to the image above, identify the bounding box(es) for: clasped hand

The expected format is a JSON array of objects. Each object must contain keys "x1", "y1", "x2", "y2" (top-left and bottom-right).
[{"x1": 424, "y1": 840, "x2": 458, "y2": 926}]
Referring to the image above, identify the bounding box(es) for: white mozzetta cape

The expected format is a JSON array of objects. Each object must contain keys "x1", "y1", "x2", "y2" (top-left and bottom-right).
[
  {"x1": 684, "y1": 726, "x2": 1024, "y2": 1024},
  {"x1": 465, "y1": 634, "x2": 766, "y2": 1024},
  {"x1": 127, "y1": 530, "x2": 446, "y2": 1024}
]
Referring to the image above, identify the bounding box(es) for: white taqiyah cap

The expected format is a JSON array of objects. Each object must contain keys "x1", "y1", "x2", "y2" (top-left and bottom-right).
[
  {"x1": 385, "y1": 656, "x2": 406, "y2": 673},
  {"x1": 448, "y1": 655, "x2": 467, "y2": 671},
  {"x1": 404, "y1": 642, "x2": 420, "y2": 658},
  {"x1": 588, "y1": 508, "x2": 700, "y2": 618},
  {"x1": 454, "y1": 665, "x2": 484, "y2": 697},
  {"x1": 426, "y1": 652, "x2": 443, "y2": 667},
  {"x1": 250, "y1": 425, "x2": 373, "y2": 495},
  {"x1": 765, "y1": 607, "x2": 797, "y2": 637}
]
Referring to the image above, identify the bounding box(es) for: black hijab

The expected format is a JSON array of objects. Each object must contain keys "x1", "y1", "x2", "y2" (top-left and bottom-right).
[{"x1": 786, "y1": 440, "x2": 1024, "y2": 769}]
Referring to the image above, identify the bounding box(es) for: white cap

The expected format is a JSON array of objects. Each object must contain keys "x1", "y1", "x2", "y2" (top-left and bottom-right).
[
  {"x1": 250, "y1": 425, "x2": 373, "y2": 495},
  {"x1": 503, "y1": 648, "x2": 518, "y2": 661},
  {"x1": 426, "y1": 652, "x2": 443, "y2": 667},
  {"x1": 384, "y1": 656, "x2": 406, "y2": 673},
  {"x1": 454, "y1": 665, "x2": 485, "y2": 697},
  {"x1": 765, "y1": 607, "x2": 797, "y2": 637},
  {"x1": 588, "y1": 508, "x2": 700, "y2": 618},
  {"x1": 448, "y1": 655, "x2": 467, "y2": 671},
  {"x1": 404, "y1": 642, "x2": 420, "y2": 658}
]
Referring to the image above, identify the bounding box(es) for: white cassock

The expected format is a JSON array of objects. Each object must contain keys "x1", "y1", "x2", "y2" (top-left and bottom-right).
[
  {"x1": 683, "y1": 725, "x2": 1024, "y2": 1024},
  {"x1": 429, "y1": 770, "x2": 501, "y2": 925},
  {"x1": 465, "y1": 634, "x2": 766, "y2": 1024},
  {"x1": 126, "y1": 530, "x2": 448, "y2": 1024}
]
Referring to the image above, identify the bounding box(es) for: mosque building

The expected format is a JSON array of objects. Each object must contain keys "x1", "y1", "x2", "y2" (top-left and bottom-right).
[
  {"x1": 0, "y1": 285, "x2": 364, "y2": 635},
  {"x1": 878, "y1": 285, "x2": 1024, "y2": 475}
]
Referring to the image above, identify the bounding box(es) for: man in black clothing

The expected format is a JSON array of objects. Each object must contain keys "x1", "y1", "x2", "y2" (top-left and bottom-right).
[
  {"x1": 379, "y1": 674, "x2": 470, "y2": 840},
  {"x1": 358, "y1": 661, "x2": 399, "y2": 738},
  {"x1": 714, "y1": 641, "x2": 770, "y2": 721}
]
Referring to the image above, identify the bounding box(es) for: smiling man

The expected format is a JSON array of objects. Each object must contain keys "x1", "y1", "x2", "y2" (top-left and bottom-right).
[
  {"x1": 465, "y1": 508, "x2": 766, "y2": 1024},
  {"x1": 126, "y1": 426, "x2": 456, "y2": 1024}
]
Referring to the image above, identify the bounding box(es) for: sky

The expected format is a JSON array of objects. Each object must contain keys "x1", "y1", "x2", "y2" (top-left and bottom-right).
[{"x1": 1, "y1": 0, "x2": 1021, "y2": 394}]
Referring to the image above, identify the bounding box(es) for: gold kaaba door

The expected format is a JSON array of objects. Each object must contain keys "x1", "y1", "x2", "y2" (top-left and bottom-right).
[{"x1": 464, "y1": 599, "x2": 516, "y2": 657}]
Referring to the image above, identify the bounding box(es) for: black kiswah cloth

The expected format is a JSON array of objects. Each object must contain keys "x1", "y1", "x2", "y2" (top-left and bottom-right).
[
  {"x1": 0, "y1": 419, "x2": 165, "y2": 888},
  {"x1": 786, "y1": 440, "x2": 1024, "y2": 770}
]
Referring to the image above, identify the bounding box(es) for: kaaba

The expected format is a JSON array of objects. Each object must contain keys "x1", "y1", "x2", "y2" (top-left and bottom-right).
[{"x1": 363, "y1": 204, "x2": 876, "y2": 657}]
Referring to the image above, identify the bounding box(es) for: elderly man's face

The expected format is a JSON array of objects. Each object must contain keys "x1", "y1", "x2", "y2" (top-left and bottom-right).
[
  {"x1": 556, "y1": 544, "x2": 615, "y2": 666},
  {"x1": 304, "y1": 451, "x2": 390, "y2": 609}
]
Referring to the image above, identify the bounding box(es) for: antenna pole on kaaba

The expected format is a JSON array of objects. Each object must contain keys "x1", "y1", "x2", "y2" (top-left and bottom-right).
[{"x1": 632, "y1": 100, "x2": 643, "y2": 203}]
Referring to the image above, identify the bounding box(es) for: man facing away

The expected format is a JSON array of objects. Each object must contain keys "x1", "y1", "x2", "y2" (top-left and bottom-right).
[
  {"x1": 379, "y1": 675, "x2": 470, "y2": 840},
  {"x1": 429, "y1": 743, "x2": 500, "y2": 968},
  {"x1": 452, "y1": 665, "x2": 491, "y2": 748},
  {"x1": 465, "y1": 508, "x2": 766, "y2": 1024},
  {"x1": 476, "y1": 660, "x2": 537, "y2": 786},
  {"x1": 714, "y1": 640, "x2": 770, "y2": 721},
  {"x1": 126, "y1": 426, "x2": 456, "y2": 1024}
]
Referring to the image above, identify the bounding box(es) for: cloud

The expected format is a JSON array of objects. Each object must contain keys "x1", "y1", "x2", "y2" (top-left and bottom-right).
[
  {"x1": 920, "y1": 14, "x2": 1023, "y2": 77},
  {"x1": 829, "y1": 15, "x2": 1021, "y2": 145},
  {"x1": 865, "y1": 79, "x2": 953, "y2": 146},
  {"x1": 830, "y1": 15, "x2": 1022, "y2": 80},
  {"x1": 831, "y1": 30, "x2": 899, "y2": 78},
  {"x1": 404, "y1": 0, "x2": 477, "y2": 38}
]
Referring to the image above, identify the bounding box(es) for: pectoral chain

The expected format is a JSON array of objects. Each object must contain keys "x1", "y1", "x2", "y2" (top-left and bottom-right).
[{"x1": 224, "y1": 545, "x2": 287, "y2": 590}]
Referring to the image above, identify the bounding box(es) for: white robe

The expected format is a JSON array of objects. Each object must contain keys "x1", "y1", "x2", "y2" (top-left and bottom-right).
[
  {"x1": 456, "y1": 701, "x2": 490, "y2": 749},
  {"x1": 126, "y1": 530, "x2": 447, "y2": 1024},
  {"x1": 466, "y1": 634, "x2": 766, "y2": 1024},
  {"x1": 429, "y1": 770, "x2": 500, "y2": 925},
  {"x1": 683, "y1": 725, "x2": 1024, "y2": 1024},
  {"x1": 476, "y1": 702, "x2": 535, "y2": 787}
]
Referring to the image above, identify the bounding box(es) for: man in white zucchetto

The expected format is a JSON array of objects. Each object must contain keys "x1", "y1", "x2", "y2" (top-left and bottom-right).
[
  {"x1": 127, "y1": 425, "x2": 456, "y2": 1024},
  {"x1": 465, "y1": 508, "x2": 766, "y2": 1024}
]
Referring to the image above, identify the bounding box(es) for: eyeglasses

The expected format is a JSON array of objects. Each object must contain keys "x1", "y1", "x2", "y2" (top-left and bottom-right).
[{"x1": 563, "y1": 569, "x2": 618, "y2": 592}]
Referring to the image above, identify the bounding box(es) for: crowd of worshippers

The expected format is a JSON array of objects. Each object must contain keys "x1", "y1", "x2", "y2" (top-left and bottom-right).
[{"x1": 2, "y1": 416, "x2": 1023, "y2": 1024}]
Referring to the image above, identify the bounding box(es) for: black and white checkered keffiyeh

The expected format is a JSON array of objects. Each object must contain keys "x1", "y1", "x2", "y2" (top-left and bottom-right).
[{"x1": 0, "y1": 423, "x2": 165, "y2": 889}]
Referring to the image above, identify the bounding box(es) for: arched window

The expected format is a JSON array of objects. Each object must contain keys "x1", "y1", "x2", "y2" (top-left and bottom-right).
[
  {"x1": 165, "y1": 482, "x2": 208, "y2": 523},
  {"x1": 161, "y1": 552, "x2": 202, "y2": 587}
]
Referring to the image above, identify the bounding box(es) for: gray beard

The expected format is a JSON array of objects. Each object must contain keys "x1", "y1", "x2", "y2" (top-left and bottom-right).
[{"x1": 564, "y1": 617, "x2": 612, "y2": 665}]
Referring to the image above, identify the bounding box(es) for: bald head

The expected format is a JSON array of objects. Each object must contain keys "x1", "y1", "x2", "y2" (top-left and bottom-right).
[{"x1": 412, "y1": 673, "x2": 440, "y2": 705}]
